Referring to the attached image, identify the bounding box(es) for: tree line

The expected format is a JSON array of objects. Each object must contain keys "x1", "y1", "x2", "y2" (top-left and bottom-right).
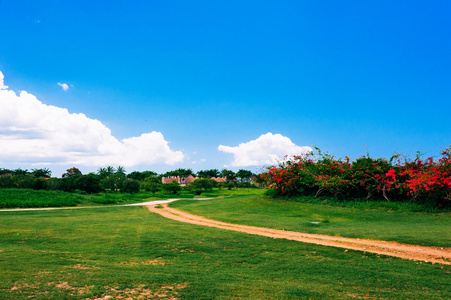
[{"x1": 0, "y1": 167, "x2": 262, "y2": 195}]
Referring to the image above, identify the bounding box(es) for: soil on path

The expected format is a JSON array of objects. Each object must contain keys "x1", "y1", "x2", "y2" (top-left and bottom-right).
[{"x1": 147, "y1": 203, "x2": 451, "y2": 265}]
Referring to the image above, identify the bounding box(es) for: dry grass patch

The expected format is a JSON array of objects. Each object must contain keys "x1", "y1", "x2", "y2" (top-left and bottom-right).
[
  {"x1": 121, "y1": 258, "x2": 169, "y2": 266},
  {"x1": 66, "y1": 264, "x2": 99, "y2": 270},
  {"x1": 8, "y1": 281, "x2": 96, "y2": 297},
  {"x1": 91, "y1": 283, "x2": 188, "y2": 300}
]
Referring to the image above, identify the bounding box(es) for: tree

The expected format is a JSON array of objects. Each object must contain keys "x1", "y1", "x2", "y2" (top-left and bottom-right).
[
  {"x1": 75, "y1": 173, "x2": 101, "y2": 194},
  {"x1": 0, "y1": 175, "x2": 12, "y2": 188},
  {"x1": 32, "y1": 168, "x2": 52, "y2": 178},
  {"x1": 100, "y1": 173, "x2": 125, "y2": 192},
  {"x1": 0, "y1": 168, "x2": 13, "y2": 175},
  {"x1": 106, "y1": 166, "x2": 116, "y2": 174},
  {"x1": 225, "y1": 181, "x2": 235, "y2": 190},
  {"x1": 236, "y1": 169, "x2": 253, "y2": 182},
  {"x1": 162, "y1": 180, "x2": 182, "y2": 194},
  {"x1": 97, "y1": 166, "x2": 115, "y2": 179},
  {"x1": 197, "y1": 169, "x2": 219, "y2": 178},
  {"x1": 127, "y1": 170, "x2": 158, "y2": 180},
  {"x1": 141, "y1": 175, "x2": 162, "y2": 193},
  {"x1": 13, "y1": 168, "x2": 29, "y2": 176},
  {"x1": 11, "y1": 174, "x2": 36, "y2": 189},
  {"x1": 188, "y1": 178, "x2": 216, "y2": 195},
  {"x1": 220, "y1": 169, "x2": 236, "y2": 181},
  {"x1": 62, "y1": 167, "x2": 82, "y2": 178},
  {"x1": 163, "y1": 168, "x2": 194, "y2": 178},
  {"x1": 116, "y1": 166, "x2": 126, "y2": 175},
  {"x1": 121, "y1": 178, "x2": 140, "y2": 194}
]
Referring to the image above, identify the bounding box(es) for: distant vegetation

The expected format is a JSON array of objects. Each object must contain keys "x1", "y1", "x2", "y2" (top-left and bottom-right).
[
  {"x1": 2, "y1": 145, "x2": 450, "y2": 212},
  {"x1": 0, "y1": 167, "x2": 259, "y2": 194},
  {"x1": 0, "y1": 166, "x2": 262, "y2": 208}
]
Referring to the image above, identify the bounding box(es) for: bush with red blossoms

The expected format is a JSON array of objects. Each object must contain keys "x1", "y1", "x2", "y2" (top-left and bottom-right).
[{"x1": 261, "y1": 146, "x2": 451, "y2": 207}]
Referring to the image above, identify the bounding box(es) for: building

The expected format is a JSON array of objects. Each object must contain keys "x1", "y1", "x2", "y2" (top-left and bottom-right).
[{"x1": 161, "y1": 175, "x2": 198, "y2": 186}]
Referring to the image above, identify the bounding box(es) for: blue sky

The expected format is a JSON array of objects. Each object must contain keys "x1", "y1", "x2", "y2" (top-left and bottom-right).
[{"x1": 0, "y1": 1, "x2": 450, "y2": 177}]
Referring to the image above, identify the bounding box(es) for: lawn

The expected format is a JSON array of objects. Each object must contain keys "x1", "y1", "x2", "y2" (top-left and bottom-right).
[
  {"x1": 171, "y1": 195, "x2": 451, "y2": 248},
  {"x1": 0, "y1": 188, "x2": 265, "y2": 209},
  {"x1": 0, "y1": 200, "x2": 450, "y2": 299}
]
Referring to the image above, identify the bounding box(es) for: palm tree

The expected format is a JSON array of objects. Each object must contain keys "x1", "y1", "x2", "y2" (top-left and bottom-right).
[
  {"x1": 97, "y1": 167, "x2": 110, "y2": 179},
  {"x1": 116, "y1": 166, "x2": 126, "y2": 175},
  {"x1": 32, "y1": 168, "x2": 52, "y2": 178},
  {"x1": 106, "y1": 166, "x2": 116, "y2": 175}
]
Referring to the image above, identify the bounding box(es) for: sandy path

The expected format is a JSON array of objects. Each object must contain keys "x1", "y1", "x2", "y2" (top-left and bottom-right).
[{"x1": 147, "y1": 203, "x2": 451, "y2": 265}]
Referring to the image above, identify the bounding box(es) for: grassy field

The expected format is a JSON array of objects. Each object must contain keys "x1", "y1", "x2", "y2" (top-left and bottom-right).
[
  {"x1": 0, "y1": 188, "x2": 196, "y2": 208},
  {"x1": 0, "y1": 195, "x2": 450, "y2": 299},
  {"x1": 0, "y1": 188, "x2": 264, "y2": 208},
  {"x1": 171, "y1": 195, "x2": 451, "y2": 248}
]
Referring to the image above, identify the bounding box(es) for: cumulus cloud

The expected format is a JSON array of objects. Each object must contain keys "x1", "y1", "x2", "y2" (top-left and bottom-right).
[
  {"x1": 0, "y1": 71, "x2": 8, "y2": 90},
  {"x1": 0, "y1": 71, "x2": 184, "y2": 168},
  {"x1": 218, "y1": 133, "x2": 312, "y2": 167},
  {"x1": 58, "y1": 82, "x2": 69, "y2": 91}
]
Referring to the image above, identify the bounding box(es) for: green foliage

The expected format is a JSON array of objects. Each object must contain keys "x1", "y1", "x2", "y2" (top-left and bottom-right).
[
  {"x1": 140, "y1": 175, "x2": 162, "y2": 193},
  {"x1": 12, "y1": 168, "x2": 29, "y2": 176},
  {"x1": 161, "y1": 180, "x2": 182, "y2": 194},
  {"x1": 121, "y1": 178, "x2": 140, "y2": 194},
  {"x1": 115, "y1": 166, "x2": 126, "y2": 175},
  {"x1": 225, "y1": 181, "x2": 235, "y2": 190},
  {"x1": 0, "y1": 168, "x2": 13, "y2": 175},
  {"x1": 236, "y1": 181, "x2": 256, "y2": 188},
  {"x1": 11, "y1": 174, "x2": 39, "y2": 189},
  {"x1": 236, "y1": 169, "x2": 253, "y2": 181},
  {"x1": 163, "y1": 168, "x2": 194, "y2": 178},
  {"x1": 0, "y1": 176, "x2": 12, "y2": 188},
  {"x1": 97, "y1": 166, "x2": 116, "y2": 179},
  {"x1": 220, "y1": 169, "x2": 236, "y2": 181},
  {"x1": 100, "y1": 173, "x2": 126, "y2": 192},
  {"x1": 31, "y1": 168, "x2": 52, "y2": 178},
  {"x1": 62, "y1": 167, "x2": 82, "y2": 178},
  {"x1": 127, "y1": 170, "x2": 158, "y2": 180},
  {"x1": 196, "y1": 169, "x2": 219, "y2": 178},
  {"x1": 187, "y1": 178, "x2": 216, "y2": 195},
  {"x1": 75, "y1": 173, "x2": 102, "y2": 194},
  {"x1": 0, "y1": 189, "x2": 81, "y2": 208}
]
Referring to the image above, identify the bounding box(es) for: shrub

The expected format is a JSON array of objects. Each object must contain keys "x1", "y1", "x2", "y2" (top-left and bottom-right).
[
  {"x1": 162, "y1": 180, "x2": 182, "y2": 194},
  {"x1": 187, "y1": 178, "x2": 216, "y2": 195},
  {"x1": 262, "y1": 146, "x2": 451, "y2": 207},
  {"x1": 121, "y1": 179, "x2": 140, "y2": 194},
  {"x1": 141, "y1": 175, "x2": 162, "y2": 193}
]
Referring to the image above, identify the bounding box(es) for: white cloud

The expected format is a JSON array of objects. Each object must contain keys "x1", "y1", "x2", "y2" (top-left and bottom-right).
[
  {"x1": 0, "y1": 71, "x2": 8, "y2": 90},
  {"x1": 0, "y1": 72, "x2": 184, "y2": 168},
  {"x1": 58, "y1": 82, "x2": 69, "y2": 91},
  {"x1": 218, "y1": 132, "x2": 312, "y2": 167}
]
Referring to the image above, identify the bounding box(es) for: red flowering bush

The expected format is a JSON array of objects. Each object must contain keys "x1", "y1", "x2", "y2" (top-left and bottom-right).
[
  {"x1": 379, "y1": 149, "x2": 451, "y2": 204},
  {"x1": 262, "y1": 146, "x2": 451, "y2": 207}
]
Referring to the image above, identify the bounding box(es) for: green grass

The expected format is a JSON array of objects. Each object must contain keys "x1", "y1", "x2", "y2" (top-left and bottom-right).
[
  {"x1": 0, "y1": 205, "x2": 449, "y2": 299},
  {"x1": 287, "y1": 194, "x2": 450, "y2": 213},
  {"x1": 0, "y1": 189, "x2": 83, "y2": 208},
  {"x1": 171, "y1": 195, "x2": 451, "y2": 248},
  {"x1": 0, "y1": 188, "x2": 264, "y2": 209},
  {"x1": 195, "y1": 187, "x2": 266, "y2": 198}
]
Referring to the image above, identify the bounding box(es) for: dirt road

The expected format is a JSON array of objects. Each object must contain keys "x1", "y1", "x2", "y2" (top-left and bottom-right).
[{"x1": 147, "y1": 203, "x2": 451, "y2": 265}]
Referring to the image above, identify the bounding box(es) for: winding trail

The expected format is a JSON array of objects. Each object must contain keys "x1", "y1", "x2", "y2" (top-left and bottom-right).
[{"x1": 147, "y1": 203, "x2": 451, "y2": 265}]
